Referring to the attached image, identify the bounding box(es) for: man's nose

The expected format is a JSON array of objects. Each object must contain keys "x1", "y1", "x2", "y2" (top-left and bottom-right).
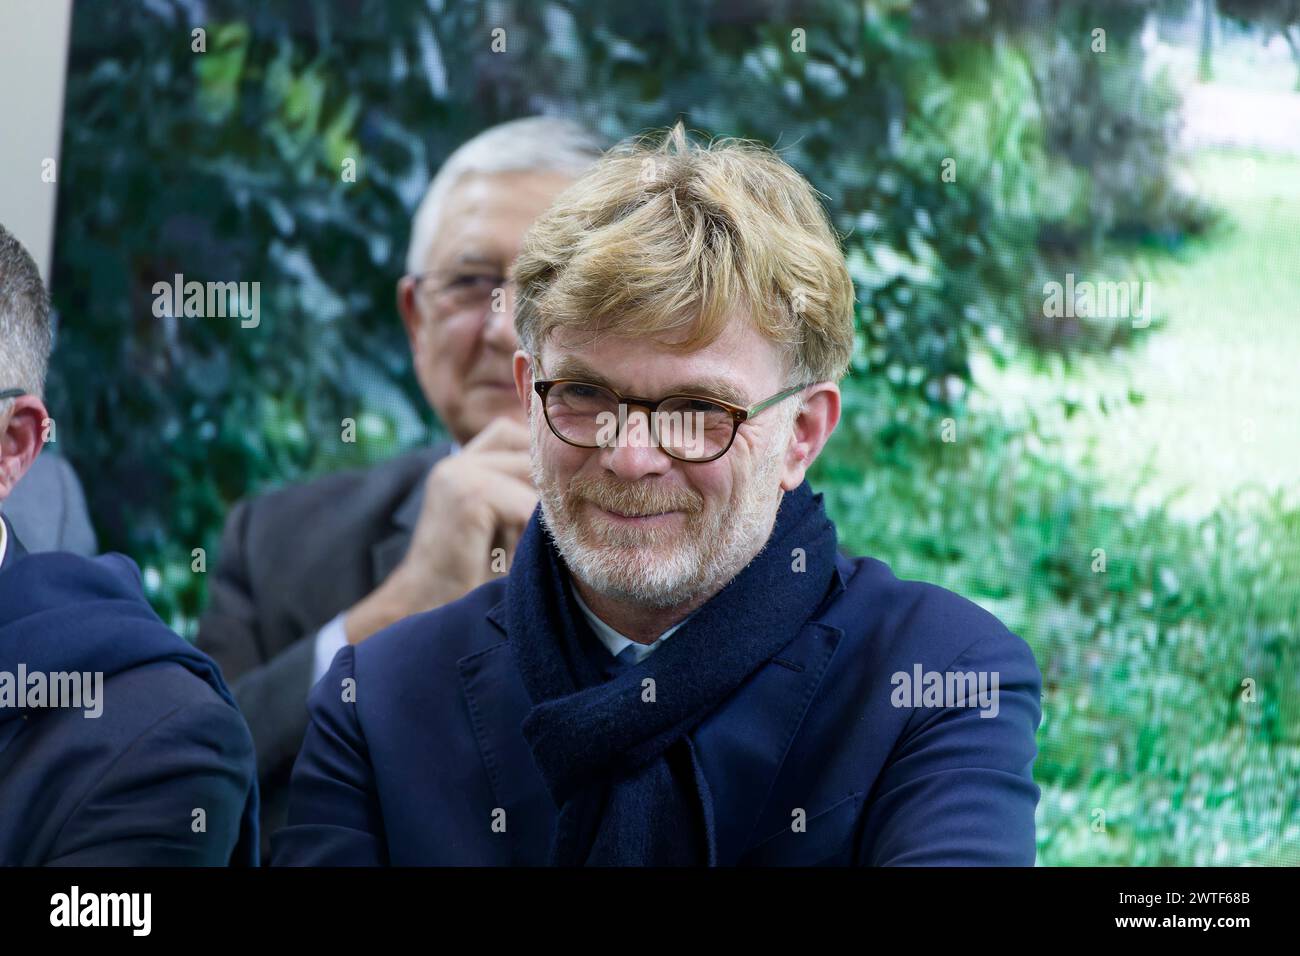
[
  {"x1": 482, "y1": 288, "x2": 517, "y2": 350},
  {"x1": 601, "y1": 409, "x2": 674, "y2": 482}
]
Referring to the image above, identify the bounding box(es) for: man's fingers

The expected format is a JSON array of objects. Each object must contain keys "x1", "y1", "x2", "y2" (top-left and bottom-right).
[
  {"x1": 458, "y1": 449, "x2": 534, "y2": 484},
  {"x1": 463, "y1": 416, "x2": 531, "y2": 453},
  {"x1": 480, "y1": 474, "x2": 540, "y2": 525},
  {"x1": 472, "y1": 477, "x2": 535, "y2": 576}
]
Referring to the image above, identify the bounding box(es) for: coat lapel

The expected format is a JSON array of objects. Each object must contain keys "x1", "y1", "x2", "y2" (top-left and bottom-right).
[
  {"x1": 368, "y1": 454, "x2": 433, "y2": 587},
  {"x1": 691, "y1": 616, "x2": 844, "y2": 865},
  {"x1": 0, "y1": 515, "x2": 27, "y2": 574},
  {"x1": 693, "y1": 556, "x2": 856, "y2": 864},
  {"x1": 461, "y1": 606, "x2": 556, "y2": 863},
  {"x1": 370, "y1": 529, "x2": 411, "y2": 588}
]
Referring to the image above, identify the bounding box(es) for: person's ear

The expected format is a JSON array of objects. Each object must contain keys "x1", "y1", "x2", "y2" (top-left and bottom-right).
[
  {"x1": 512, "y1": 350, "x2": 534, "y2": 416},
  {"x1": 779, "y1": 383, "x2": 840, "y2": 491},
  {"x1": 396, "y1": 275, "x2": 424, "y2": 358},
  {"x1": 0, "y1": 395, "x2": 50, "y2": 502}
]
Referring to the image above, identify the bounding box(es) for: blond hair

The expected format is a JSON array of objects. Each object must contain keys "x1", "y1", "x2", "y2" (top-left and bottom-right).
[{"x1": 513, "y1": 125, "x2": 855, "y2": 385}]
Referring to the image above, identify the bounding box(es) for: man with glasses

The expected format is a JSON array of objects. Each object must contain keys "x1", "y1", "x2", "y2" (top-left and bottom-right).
[
  {"x1": 274, "y1": 126, "x2": 1042, "y2": 866},
  {"x1": 0, "y1": 224, "x2": 257, "y2": 864},
  {"x1": 195, "y1": 117, "x2": 605, "y2": 857}
]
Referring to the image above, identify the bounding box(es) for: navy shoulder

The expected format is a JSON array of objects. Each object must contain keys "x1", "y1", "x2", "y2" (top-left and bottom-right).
[
  {"x1": 46, "y1": 661, "x2": 256, "y2": 767},
  {"x1": 835, "y1": 554, "x2": 1037, "y2": 673}
]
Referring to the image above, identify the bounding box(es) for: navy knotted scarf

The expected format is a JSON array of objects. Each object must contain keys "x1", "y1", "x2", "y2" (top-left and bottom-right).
[{"x1": 506, "y1": 480, "x2": 839, "y2": 866}]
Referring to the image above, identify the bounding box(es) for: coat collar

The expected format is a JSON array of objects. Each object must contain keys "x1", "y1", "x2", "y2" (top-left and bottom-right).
[
  {"x1": 472, "y1": 554, "x2": 852, "y2": 864},
  {"x1": 368, "y1": 441, "x2": 454, "y2": 586},
  {"x1": 0, "y1": 514, "x2": 27, "y2": 575}
]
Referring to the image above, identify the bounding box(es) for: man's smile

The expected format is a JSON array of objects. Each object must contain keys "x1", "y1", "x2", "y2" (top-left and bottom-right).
[{"x1": 586, "y1": 501, "x2": 683, "y2": 527}]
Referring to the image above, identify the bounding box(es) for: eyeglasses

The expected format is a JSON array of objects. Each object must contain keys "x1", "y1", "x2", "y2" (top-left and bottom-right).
[
  {"x1": 0, "y1": 388, "x2": 24, "y2": 401},
  {"x1": 532, "y1": 375, "x2": 810, "y2": 463},
  {"x1": 409, "y1": 269, "x2": 514, "y2": 317}
]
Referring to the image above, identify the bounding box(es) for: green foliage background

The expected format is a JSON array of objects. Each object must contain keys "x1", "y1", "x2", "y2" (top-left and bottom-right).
[{"x1": 49, "y1": 0, "x2": 1298, "y2": 864}]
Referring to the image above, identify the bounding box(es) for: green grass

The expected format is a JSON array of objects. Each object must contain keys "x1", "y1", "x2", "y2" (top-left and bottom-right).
[
  {"x1": 817, "y1": 146, "x2": 1300, "y2": 865},
  {"x1": 968, "y1": 148, "x2": 1300, "y2": 523}
]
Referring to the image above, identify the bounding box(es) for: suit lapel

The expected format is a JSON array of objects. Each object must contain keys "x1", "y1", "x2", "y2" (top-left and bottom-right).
[
  {"x1": 367, "y1": 444, "x2": 446, "y2": 587},
  {"x1": 457, "y1": 635, "x2": 546, "y2": 805},
  {"x1": 0, "y1": 515, "x2": 27, "y2": 574},
  {"x1": 369, "y1": 530, "x2": 411, "y2": 587},
  {"x1": 691, "y1": 617, "x2": 844, "y2": 865},
  {"x1": 460, "y1": 606, "x2": 556, "y2": 863},
  {"x1": 694, "y1": 556, "x2": 857, "y2": 864}
]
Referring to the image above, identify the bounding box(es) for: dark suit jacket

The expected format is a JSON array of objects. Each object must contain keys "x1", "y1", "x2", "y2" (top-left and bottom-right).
[
  {"x1": 0, "y1": 517, "x2": 257, "y2": 865},
  {"x1": 195, "y1": 444, "x2": 450, "y2": 859},
  {"x1": 273, "y1": 548, "x2": 1043, "y2": 866}
]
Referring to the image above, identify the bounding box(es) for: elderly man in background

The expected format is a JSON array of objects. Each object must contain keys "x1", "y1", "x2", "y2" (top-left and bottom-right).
[
  {"x1": 273, "y1": 126, "x2": 1042, "y2": 866},
  {"x1": 196, "y1": 116, "x2": 604, "y2": 857}
]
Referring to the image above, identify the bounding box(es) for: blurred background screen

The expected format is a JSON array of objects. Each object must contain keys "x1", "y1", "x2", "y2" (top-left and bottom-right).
[{"x1": 9, "y1": 0, "x2": 1298, "y2": 865}]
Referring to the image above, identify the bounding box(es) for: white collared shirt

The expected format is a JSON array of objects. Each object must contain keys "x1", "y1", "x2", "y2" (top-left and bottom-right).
[
  {"x1": 570, "y1": 584, "x2": 690, "y2": 663},
  {"x1": 0, "y1": 514, "x2": 8, "y2": 569}
]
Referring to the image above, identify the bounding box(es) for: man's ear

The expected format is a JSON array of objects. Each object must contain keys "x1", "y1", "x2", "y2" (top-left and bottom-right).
[
  {"x1": 396, "y1": 275, "x2": 423, "y2": 357},
  {"x1": 0, "y1": 395, "x2": 49, "y2": 502},
  {"x1": 512, "y1": 350, "x2": 534, "y2": 416},
  {"x1": 779, "y1": 383, "x2": 840, "y2": 491}
]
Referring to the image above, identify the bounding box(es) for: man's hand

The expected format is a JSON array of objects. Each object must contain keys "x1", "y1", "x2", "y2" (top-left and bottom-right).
[{"x1": 343, "y1": 418, "x2": 537, "y2": 643}]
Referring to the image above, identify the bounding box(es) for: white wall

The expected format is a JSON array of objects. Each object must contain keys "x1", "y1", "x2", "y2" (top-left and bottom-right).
[{"x1": 0, "y1": 0, "x2": 73, "y2": 285}]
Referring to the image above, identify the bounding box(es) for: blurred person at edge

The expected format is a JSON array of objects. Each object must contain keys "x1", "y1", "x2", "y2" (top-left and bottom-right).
[
  {"x1": 196, "y1": 117, "x2": 604, "y2": 859},
  {"x1": 0, "y1": 223, "x2": 257, "y2": 865},
  {"x1": 273, "y1": 126, "x2": 1043, "y2": 867}
]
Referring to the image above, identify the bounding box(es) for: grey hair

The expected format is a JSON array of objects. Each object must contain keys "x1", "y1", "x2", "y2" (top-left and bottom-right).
[
  {"x1": 404, "y1": 116, "x2": 605, "y2": 275},
  {"x1": 0, "y1": 223, "x2": 52, "y2": 409}
]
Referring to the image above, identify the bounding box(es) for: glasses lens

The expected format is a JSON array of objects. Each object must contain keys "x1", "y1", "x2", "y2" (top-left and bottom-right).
[
  {"x1": 544, "y1": 382, "x2": 620, "y2": 446},
  {"x1": 656, "y1": 397, "x2": 735, "y2": 460},
  {"x1": 419, "y1": 272, "x2": 507, "y2": 315}
]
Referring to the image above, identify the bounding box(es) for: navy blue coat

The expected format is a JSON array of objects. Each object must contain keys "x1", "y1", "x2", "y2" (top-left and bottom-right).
[
  {"x1": 0, "y1": 519, "x2": 259, "y2": 865},
  {"x1": 274, "y1": 552, "x2": 1042, "y2": 865}
]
